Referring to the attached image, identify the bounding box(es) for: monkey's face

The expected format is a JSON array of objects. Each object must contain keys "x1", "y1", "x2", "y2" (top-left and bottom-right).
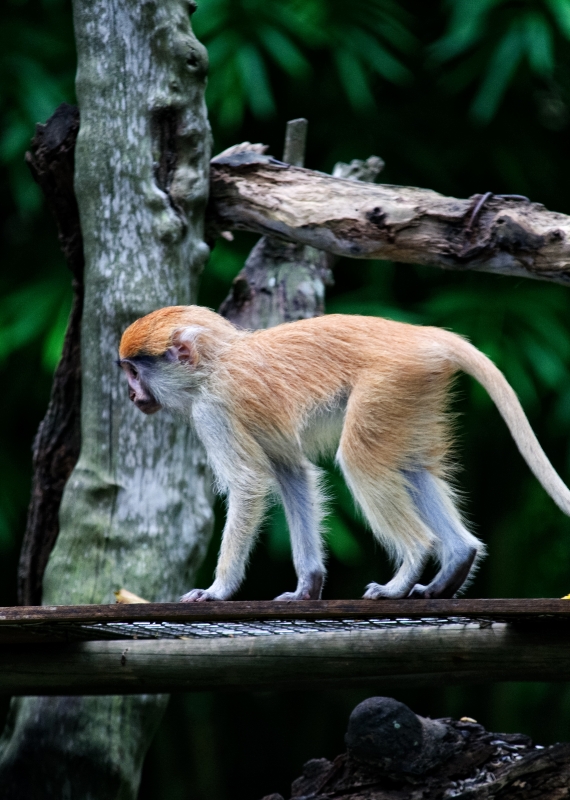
[
  {"x1": 118, "y1": 343, "x2": 200, "y2": 418},
  {"x1": 119, "y1": 358, "x2": 163, "y2": 415},
  {"x1": 118, "y1": 320, "x2": 219, "y2": 418}
]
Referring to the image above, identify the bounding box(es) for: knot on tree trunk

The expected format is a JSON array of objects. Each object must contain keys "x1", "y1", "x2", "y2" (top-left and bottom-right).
[{"x1": 345, "y1": 696, "x2": 460, "y2": 775}]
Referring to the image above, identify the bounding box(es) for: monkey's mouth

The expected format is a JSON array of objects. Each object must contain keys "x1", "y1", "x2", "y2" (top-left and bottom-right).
[{"x1": 134, "y1": 399, "x2": 162, "y2": 415}]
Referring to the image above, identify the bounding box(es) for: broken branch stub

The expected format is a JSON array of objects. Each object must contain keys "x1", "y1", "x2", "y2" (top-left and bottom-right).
[
  {"x1": 209, "y1": 151, "x2": 570, "y2": 285},
  {"x1": 219, "y1": 124, "x2": 332, "y2": 329},
  {"x1": 219, "y1": 134, "x2": 387, "y2": 328}
]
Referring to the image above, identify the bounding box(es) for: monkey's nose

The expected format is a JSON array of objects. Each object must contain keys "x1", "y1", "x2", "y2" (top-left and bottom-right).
[{"x1": 129, "y1": 390, "x2": 136, "y2": 402}]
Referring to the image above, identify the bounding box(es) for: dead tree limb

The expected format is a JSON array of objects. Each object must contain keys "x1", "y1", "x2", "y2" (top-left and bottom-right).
[
  {"x1": 19, "y1": 103, "x2": 84, "y2": 606},
  {"x1": 209, "y1": 151, "x2": 570, "y2": 285},
  {"x1": 262, "y1": 696, "x2": 570, "y2": 800}
]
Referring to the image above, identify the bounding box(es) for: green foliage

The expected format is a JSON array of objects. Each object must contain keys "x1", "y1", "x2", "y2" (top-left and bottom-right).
[
  {"x1": 431, "y1": 0, "x2": 570, "y2": 123},
  {"x1": 0, "y1": 0, "x2": 75, "y2": 214},
  {"x1": 422, "y1": 279, "x2": 570, "y2": 412},
  {"x1": 192, "y1": 0, "x2": 414, "y2": 128},
  {"x1": 0, "y1": 276, "x2": 71, "y2": 371}
]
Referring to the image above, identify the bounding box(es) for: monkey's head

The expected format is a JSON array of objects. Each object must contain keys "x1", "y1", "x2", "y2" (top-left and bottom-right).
[{"x1": 118, "y1": 305, "x2": 239, "y2": 416}]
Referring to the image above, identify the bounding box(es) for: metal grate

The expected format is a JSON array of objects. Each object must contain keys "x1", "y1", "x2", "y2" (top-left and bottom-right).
[
  {"x1": 0, "y1": 600, "x2": 567, "y2": 644},
  {"x1": 3, "y1": 615, "x2": 500, "y2": 642}
]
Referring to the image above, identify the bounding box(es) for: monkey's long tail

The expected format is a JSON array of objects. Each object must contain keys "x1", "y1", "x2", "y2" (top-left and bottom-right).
[{"x1": 442, "y1": 331, "x2": 570, "y2": 516}]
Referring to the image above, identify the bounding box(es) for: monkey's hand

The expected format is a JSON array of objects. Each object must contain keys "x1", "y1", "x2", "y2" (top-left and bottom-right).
[{"x1": 180, "y1": 588, "x2": 222, "y2": 602}]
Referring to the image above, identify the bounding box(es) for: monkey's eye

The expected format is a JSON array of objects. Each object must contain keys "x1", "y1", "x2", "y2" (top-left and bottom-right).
[{"x1": 127, "y1": 364, "x2": 139, "y2": 379}]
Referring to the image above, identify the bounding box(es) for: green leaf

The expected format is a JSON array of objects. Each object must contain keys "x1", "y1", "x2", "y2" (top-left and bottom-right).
[
  {"x1": 334, "y1": 48, "x2": 375, "y2": 111},
  {"x1": 218, "y1": 89, "x2": 245, "y2": 129},
  {"x1": 524, "y1": 11, "x2": 555, "y2": 75},
  {"x1": 326, "y1": 298, "x2": 419, "y2": 323},
  {"x1": 236, "y1": 43, "x2": 276, "y2": 118},
  {"x1": 546, "y1": 0, "x2": 570, "y2": 39},
  {"x1": 0, "y1": 114, "x2": 31, "y2": 162},
  {"x1": 42, "y1": 292, "x2": 72, "y2": 371},
  {"x1": 206, "y1": 240, "x2": 246, "y2": 282},
  {"x1": 267, "y1": 504, "x2": 291, "y2": 559},
  {"x1": 348, "y1": 28, "x2": 412, "y2": 84},
  {"x1": 471, "y1": 22, "x2": 524, "y2": 122},
  {"x1": 429, "y1": 0, "x2": 502, "y2": 62},
  {"x1": 520, "y1": 334, "x2": 570, "y2": 391},
  {"x1": 257, "y1": 25, "x2": 311, "y2": 78},
  {"x1": 326, "y1": 515, "x2": 364, "y2": 564},
  {"x1": 191, "y1": 0, "x2": 228, "y2": 38},
  {"x1": 0, "y1": 277, "x2": 69, "y2": 366},
  {"x1": 204, "y1": 30, "x2": 239, "y2": 69}
]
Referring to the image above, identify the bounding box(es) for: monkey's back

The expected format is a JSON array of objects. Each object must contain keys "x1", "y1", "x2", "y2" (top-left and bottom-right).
[{"x1": 212, "y1": 314, "x2": 458, "y2": 474}]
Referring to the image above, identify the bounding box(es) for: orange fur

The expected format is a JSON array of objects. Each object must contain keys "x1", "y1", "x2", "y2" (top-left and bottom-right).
[
  {"x1": 119, "y1": 305, "x2": 238, "y2": 360},
  {"x1": 209, "y1": 315, "x2": 454, "y2": 475}
]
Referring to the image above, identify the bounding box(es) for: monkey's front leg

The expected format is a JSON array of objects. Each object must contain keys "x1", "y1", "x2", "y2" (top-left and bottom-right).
[
  {"x1": 181, "y1": 488, "x2": 267, "y2": 602},
  {"x1": 272, "y1": 461, "x2": 325, "y2": 602}
]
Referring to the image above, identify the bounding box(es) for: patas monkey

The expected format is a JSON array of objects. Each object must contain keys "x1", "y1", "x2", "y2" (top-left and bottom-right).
[{"x1": 118, "y1": 305, "x2": 570, "y2": 602}]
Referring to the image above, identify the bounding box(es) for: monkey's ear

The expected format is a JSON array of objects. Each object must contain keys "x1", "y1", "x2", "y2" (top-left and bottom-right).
[
  {"x1": 165, "y1": 341, "x2": 194, "y2": 366},
  {"x1": 166, "y1": 327, "x2": 201, "y2": 366}
]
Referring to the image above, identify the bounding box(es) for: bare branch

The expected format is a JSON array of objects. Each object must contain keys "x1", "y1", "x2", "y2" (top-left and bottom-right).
[
  {"x1": 209, "y1": 151, "x2": 570, "y2": 285},
  {"x1": 0, "y1": 617, "x2": 569, "y2": 694}
]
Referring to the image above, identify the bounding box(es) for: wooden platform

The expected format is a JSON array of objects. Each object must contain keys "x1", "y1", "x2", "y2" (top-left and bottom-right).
[{"x1": 0, "y1": 599, "x2": 568, "y2": 695}]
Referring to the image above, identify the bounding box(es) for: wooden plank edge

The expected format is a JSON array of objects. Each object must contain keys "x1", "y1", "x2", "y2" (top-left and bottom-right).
[{"x1": 0, "y1": 599, "x2": 569, "y2": 625}]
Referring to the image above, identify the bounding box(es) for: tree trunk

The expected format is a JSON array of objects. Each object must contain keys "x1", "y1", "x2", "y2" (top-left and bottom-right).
[
  {"x1": 0, "y1": 0, "x2": 212, "y2": 796},
  {"x1": 209, "y1": 151, "x2": 570, "y2": 285}
]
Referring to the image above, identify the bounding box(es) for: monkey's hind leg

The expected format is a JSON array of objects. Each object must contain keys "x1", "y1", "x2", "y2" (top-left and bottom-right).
[
  {"x1": 181, "y1": 485, "x2": 268, "y2": 602},
  {"x1": 272, "y1": 460, "x2": 326, "y2": 601},
  {"x1": 337, "y1": 454, "x2": 433, "y2": 599},
  {"x1": 402, "y1": 469, "x2": 484, "y2": 599}
]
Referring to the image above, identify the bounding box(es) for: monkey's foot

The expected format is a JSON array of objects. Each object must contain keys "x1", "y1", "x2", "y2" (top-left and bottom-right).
[
  {"x1": 273, "y1": 590, "x2": 315, "y2": 601},
  {"x1": 408, "y1": 583, "x2": 462, "y2": 599},
  {"x1": 407, "y1": 584, "x2": 429, "y2": 598},
  {"x1": 363, "y1": 582, "x2": 409, "y2": 600},
  {"x1": 407, "y1": 583, "x2": 448, "y2": 599},
  {"x1": 274, "y1": 572, "x2": 324, "y2": 601},
  {"x1": 180, "y1": 589, "x2": 221, "y2": 602}
]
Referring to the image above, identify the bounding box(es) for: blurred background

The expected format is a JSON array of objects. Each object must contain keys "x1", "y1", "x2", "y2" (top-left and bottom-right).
[{"x1": 3, "y1": 0, "x2": 570, "y2": 797}]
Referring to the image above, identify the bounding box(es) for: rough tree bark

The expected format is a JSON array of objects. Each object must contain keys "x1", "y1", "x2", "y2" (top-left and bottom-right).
[
  {"x1": 209, "y1": 151, "x2": 570, "y2": 285},
  {"x1": 219, "y1": 235, "x2": 333, "y2": 328},
  {"x1": 19, "y1": 103, "x2": 83, "y2": 607},
  {"x1": 262, "y1": 696, "x2": 570, "y2": 800},
  {"x1": 0, "y1": 0, "x2": 213, "y2": 797}
]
